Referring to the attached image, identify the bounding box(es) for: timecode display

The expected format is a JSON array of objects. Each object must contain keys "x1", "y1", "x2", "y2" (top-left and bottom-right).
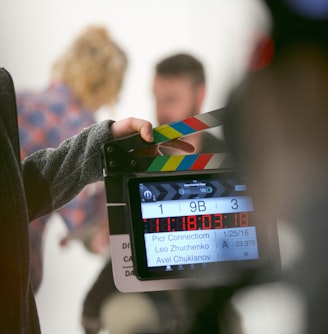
[{"x1": 143, "y1": 212, "x2": 250, "y2": 233}]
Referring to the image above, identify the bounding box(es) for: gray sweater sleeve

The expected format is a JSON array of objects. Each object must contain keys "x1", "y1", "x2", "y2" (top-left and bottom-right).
[{"x1": 22, "y1": 120, "x2": 114, "y2": 221}]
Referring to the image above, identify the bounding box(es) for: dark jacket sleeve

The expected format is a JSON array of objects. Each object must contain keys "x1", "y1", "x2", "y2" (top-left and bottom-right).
[{"x1": 22, "y1": 120, "x2": 114, "y2": 221}]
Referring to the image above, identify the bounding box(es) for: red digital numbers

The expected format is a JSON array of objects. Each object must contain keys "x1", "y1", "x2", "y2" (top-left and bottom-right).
[
  {"x1": 145, "y1": 212, "x2": 250, "y2": 233},
  {"x1": 187, "y1": 216, "x2": 197, "y2": 230},
  {"x1": 238, "y1": 212, "x2": 249, "y2": 227},
  {"x1": 201, "y1": 214, "x2": 212, "y2": 229}
]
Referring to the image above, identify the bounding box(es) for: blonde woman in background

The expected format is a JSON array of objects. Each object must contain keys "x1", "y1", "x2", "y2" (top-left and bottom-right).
[{"x1": 17, "y1": 25, "x2": 127, "y2": 292}]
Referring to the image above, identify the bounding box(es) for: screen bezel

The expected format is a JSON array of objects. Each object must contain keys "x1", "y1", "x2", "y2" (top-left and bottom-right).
[{"x1": 128, "y1": 171, "x2": 275, "y2": 281}]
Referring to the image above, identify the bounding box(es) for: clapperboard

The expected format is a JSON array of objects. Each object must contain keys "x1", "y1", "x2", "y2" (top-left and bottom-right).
[{"x1": 101, "y1": 109, "x2": 280, "y2": 292}]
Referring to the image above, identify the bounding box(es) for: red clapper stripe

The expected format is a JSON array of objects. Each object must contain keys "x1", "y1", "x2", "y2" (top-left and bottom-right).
[
  {"x1": 190, "y1": 154, "x2": 213, "y2": 170},
  {"x1": 183, "y1": 116, "x2": 209, "y2": 131}
]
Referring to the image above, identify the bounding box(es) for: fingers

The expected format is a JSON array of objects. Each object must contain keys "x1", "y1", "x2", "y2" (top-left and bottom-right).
[
  {"x1": 111, "y1": 118, "x2": 153, "y2": 142},
  {"x1": 139, "y1": 122, "x2": 153, "y2": 143},
  {"x1": 161, "y1": 139, "x2": 195, "y2": 153},
  {"x1": 132, "y1": 146, "x2": 160, "y2": 157},
  {"x1": 110, "y1": 118, "x2": 195, "y2": 155}
]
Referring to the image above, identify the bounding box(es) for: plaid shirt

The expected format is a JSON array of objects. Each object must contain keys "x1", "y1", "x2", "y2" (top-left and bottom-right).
[{"x1": 17, "y1": 83, "x2": 108, "y2": 291}]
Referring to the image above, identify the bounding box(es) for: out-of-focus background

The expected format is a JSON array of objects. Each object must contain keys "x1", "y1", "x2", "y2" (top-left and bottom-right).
[
  {"x1": 0, "y1": 0, "x2": 305, "y2": 333},
  {"x1": 1, "y1": 0, "x2": 268, "y2": 123}
]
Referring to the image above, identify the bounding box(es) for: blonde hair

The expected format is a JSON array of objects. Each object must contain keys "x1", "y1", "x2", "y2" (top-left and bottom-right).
[{"x1": 52, "y1": 25, "x2": 127, "y2": 108}]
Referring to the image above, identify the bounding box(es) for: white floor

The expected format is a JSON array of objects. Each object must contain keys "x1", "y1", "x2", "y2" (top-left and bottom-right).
[{"x1": 36, "y1": 216, "x2": 306, "y2": 334}]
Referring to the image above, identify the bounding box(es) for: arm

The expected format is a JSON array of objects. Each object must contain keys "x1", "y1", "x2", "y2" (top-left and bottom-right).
[
  {"x1": 18, "y1": 92, "x2": 110, "y2": 238},
  {"x1": 21, "y1": 116, "x2": 190, "y2": 222},
  {"x1": 22, "y1": 120, "x2": 114, "y2": 221}
]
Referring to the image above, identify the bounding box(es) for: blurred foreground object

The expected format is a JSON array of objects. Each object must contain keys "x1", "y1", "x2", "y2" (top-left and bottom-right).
[{"x1": 224, "y1": 0, "x2": 328, "y2": 332}]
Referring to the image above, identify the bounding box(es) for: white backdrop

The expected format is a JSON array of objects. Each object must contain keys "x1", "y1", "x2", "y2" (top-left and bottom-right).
[{"x1": 0, "y1": 0, "x2": 268, "y2": 124}]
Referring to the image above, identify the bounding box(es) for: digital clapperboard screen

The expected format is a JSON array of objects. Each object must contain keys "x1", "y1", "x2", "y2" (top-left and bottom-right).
[{"x1": 129, "y1": 171, "x2": 267, "y2": 280}]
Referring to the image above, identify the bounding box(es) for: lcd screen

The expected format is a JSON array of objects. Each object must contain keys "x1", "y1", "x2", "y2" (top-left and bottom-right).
[{"x1": 128, "y1": 172, "x2": 268, "y2": 280}]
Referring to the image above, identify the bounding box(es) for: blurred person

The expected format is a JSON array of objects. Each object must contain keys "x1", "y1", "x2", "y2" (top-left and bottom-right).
[
  {"x1": 153, "y1": 53, "x2": 238, "y2": 334},
  {"x1": 154, "y1": 53, "x2": 205, "y2": 125},
  {"x1": 81, "y1": 54, "x2": 241, "y2": 334},
  {"x1": 224, "y1": 0, "x2": 328, "y2": 333},
  {"x1": 1, "y1": 65, "x2": 194, "y2": 333},
  {"x1": 153, "y1": 53, "x2": 226, "y2": 153},
  {"x1": 16, "y1": 25, "x2": 127, "y2": 291}
]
